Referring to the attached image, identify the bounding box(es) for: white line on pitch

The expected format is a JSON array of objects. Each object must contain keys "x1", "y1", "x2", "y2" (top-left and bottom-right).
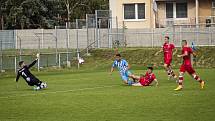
[{"x1": 0, "y1": 85, "x2": 119, "y2": 99}]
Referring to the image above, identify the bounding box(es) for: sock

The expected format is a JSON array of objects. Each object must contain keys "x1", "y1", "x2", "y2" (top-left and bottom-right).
[
  {"x1": 166, "y1": 70, "x2": 171, "y2": 77},
  {"x1": 178, "y1": 76, "x2": 184, "y2": 85},
  {"x1": 170, "y1": 70, "x2": 176, "y2": 77},
  {"x1": 127, "y1": 80, "x2": 134, "y2": 86},
  {"x1": 193, "y1": 74, "x2": 203, "y2": 83}
]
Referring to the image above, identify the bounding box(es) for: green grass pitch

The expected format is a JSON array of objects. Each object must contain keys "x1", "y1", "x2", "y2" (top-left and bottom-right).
[{"x1": 0, "y1": 69, "x2": 215, "y2": 121}]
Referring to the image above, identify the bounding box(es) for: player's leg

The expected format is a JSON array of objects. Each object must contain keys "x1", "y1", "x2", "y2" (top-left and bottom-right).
[
  {"x1": 168, "y1": 65, "x2": 177, "y2": 79},
  {"x1": 174, "y1": 65, "x2": 185, "y2": 91},
  {"x1": 120, "y1": 72, "x2": 130, "y2": 85},
  {"x1": 132, "y1": 82, "x2": 143, "y2": 86},
  {"x1": 127, "y1": 70, "x2": 138, "y2": 82},
  {"x1": 164, "y1": 63, "x2": 171, "y2": 78},
  {"x1": 188, "y1": 67, "x2": 205, "y2": 89},
  {"x1": 33, "y1": 78, "x2": 47, "y2": 90}
]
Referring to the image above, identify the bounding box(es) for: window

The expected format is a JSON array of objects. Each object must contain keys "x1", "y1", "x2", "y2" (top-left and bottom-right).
[
  {"x1": 166, "y1": 3, "x2": 173, "y2": 18},
  {"x1": 124, "y1": 4, "x2": 135, "y2": 19},
  {"x1": 138, "y1": 3, "x2": 145, "y2": 19},
  {"x1": 166, "y1": 2, "x2": 187, "y2": 18},
  {"x1": 124, "y1": 3, "x2": 145, "y2": 20},
  {"x1": 176, "y1": 3, "x2": 187, "y2": 18}
]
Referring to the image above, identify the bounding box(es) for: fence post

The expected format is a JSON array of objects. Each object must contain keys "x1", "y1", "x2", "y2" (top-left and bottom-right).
[
  {"x1": 76, "y1": 19, "x2": 80, "y2": 69},
  {"x1": 151, "y1": 28, "x2": 154, "y2": 48},
  {"x1": 55, "y1": 26, "x2": 58, "y2": 65},
  {"x1": 0, "y1": 40, "x2": 2, "y2": 71},
  {"x1": 58, "y1": 53, "x2": 61, "y2": 68},
  {"x1": 179, "y1": 26, "x2": 182, "y2": 43},
  {"x1": 95, "y1": 10, "x2": 99, "y2": 48},
  {"x1": 14, "y1": 56, "x2": 16, "y2": 73},
  {"x1": 41, "y1": 29, "x2": 44, "y2": 48},
  {"x1": 86, "y1": 15, "x2": 89, "y2": 54},
  {"x1": 66, "y1": 23, "x2": 69, "y2": 62},
  {"x1": 37, "y1": 56, "x2": 40, "y2": 72},
  {"x1": 108, "y1": 18, "x2": 110, "y2": 48}
]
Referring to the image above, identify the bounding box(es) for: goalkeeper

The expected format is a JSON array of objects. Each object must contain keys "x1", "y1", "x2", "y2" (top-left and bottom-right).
[{"x1": 15, "y1": 53, "x2": 47, "y2": 90}]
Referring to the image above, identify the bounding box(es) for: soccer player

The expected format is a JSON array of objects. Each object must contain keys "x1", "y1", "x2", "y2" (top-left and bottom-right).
[
  {"x1": 15, "y1": 54, "x2": 47, "y2": 90},
  {"x1": 174, "y1": 40, "x2": 205, "y2": 91},
  {"x1": 155, "y1": 36, "x2": 177, "y2": 80},
  {"x1": 110, "y1": 54, "x2": 136, "y2": 85},
  {"x1": 132, "y1": 66, "x2": 158, "y2": 87}
]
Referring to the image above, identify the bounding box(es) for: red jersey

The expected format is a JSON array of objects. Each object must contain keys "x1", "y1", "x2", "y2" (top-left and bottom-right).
[
  {"x1": 163, "y1": 43, "x2": 175, "y2": 60},
  {"x1": 139, "y1": 72, "x2": 156, "y2": 86},
  {"x1": 182, "y1": 46, "x2": 193, "y2": 65}
]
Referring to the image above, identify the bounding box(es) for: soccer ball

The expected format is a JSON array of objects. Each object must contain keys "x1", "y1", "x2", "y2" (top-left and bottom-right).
[{"x1": 40, "y1": 82, "x2": 47, "y2": 89}]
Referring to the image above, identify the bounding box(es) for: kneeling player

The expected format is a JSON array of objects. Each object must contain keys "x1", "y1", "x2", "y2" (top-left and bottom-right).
[
  {"x1": 110, "y1": 54, "x2": 136, "y2": 85},
  {"x1": 132, "y1": 66, "x2": 158, "y2": 87},
  {"x1": 15, "y1": 54, "x2": 47, "y2": 90},
  {"x1": 174, "y1": 40, "x2": 205, "y2": 91}
]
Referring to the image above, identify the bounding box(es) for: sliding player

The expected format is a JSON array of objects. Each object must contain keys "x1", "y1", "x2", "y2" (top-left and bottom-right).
[
  {"x1": 132, "y1": 66, "x2": 158, "y2": 87},
  {"x1": 16, "y1": 54, "x2": 47, "y2": 90},
  {"x1": 110, "y1": 54, "x2": 136, "y2": 85},
  {"x1": 155, "y1": 36, "x2": 177, "y2": 80},
  {"x1": 174, "y1": 40, "x2": 205, "y2": 91}
]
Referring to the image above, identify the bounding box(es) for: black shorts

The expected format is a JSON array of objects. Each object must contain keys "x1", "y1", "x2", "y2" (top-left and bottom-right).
[{"x1": 27, "y1": 78, "x2": 42, "y2": 86}]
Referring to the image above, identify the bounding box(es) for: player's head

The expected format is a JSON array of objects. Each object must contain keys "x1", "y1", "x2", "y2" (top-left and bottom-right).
[
  {"x1": 164, "y1": 36, "x2": 170, "y2": 43},
  {"x1": 115, "y1": 54, "x2": 121, "y2": 61},
  {"x1": 181, "y1": 40, "x2": 187, "y2": 47},
  {"x1": 19, "y1": 61, "x2": 25, "y2": 67},
  {"x1": 147, "y1": 66, "x2": 153, "y2": 73}
]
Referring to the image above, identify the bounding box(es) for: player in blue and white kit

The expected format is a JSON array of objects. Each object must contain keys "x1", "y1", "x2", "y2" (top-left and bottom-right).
[{"x1": 110, "y1": 54, "x2": 136, "y2": 85}]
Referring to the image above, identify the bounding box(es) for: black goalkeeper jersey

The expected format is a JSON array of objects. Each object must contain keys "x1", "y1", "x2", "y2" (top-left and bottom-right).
[{"x1": 16, "y1": 59, "x2": 38, "y2": 83}]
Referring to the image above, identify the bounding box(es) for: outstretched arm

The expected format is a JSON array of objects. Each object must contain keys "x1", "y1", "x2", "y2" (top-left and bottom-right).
[
  {"x1": 28, "y1": 59, "x2": 38, "y2": 69},
  {"x1": 28, "y1": 53, "x2": 39, "y2": 69}
]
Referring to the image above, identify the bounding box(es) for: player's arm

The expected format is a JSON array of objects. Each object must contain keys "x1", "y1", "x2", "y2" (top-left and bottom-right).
[
  {"x1": 28, "y1": 53, "x2": 39, "y2": 69},
  {"x1": 173, "y1": 48, "x2": 178, "y2": 55},
  {"x1": 110, "y1": 63, "x2": 115, "y2": 75},
  {"x1": 127, "y1": 64, "x2": 131, "y2": 70},
  {"x1": 155, "y1": 48, "x2": 163, "y2": 56},
  {"x1": 177, "y1": 51, "x2": 188, "y2": 58},
  {"x1": 154, "y1": 79, "x2": 159, "y2": 87},
  {"x1": 28, "y1": 58, "x2": 38, "y2": 69},
  {"x1": 15, "y1": 72, "x2": 21, "y2": 82}
]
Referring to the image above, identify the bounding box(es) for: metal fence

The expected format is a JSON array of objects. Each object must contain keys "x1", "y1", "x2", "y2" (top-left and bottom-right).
[{"x1": 1, "y1": 10, "x2": 215, "y2": 72}]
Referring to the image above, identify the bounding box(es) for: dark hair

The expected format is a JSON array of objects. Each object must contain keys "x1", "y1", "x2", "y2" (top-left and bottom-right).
[
  {"x1": 165, "y1": 36, "x2": 170, "y2": 40},
  {"x1": 115, "y1": 54, "x2": 121, "y2": 57},
  {"x1": 19, "y1": 61, "x2": 24, "y2": 66},
  {"x1": 182, "y1": 40, "x2": 187, "y2": 43},
  {"x1": 147, "y1": 66, "x2": 153, "y2": 70}
]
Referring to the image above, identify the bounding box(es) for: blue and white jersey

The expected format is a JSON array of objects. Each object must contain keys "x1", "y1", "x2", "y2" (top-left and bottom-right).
[{"x1": 112, "y1": 59, "x2": 129, "y2": 73}]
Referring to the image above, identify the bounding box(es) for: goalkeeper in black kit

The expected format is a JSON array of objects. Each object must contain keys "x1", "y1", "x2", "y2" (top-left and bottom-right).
[{"x1": 15, "y1": 53, "x2": 47, "y2": 90}]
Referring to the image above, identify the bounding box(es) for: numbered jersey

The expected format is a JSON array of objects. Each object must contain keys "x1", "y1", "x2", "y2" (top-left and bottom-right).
[{"x1": 16, "y1": 59, "x2": 38, "y2": 83}]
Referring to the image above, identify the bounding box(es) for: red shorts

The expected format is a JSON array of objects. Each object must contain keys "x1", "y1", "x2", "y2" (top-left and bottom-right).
[
  {"x1": 180, "y1": 64, "x2": 195, "y2": 74},
  {"x1": 139, "y1": 78, "x2": 149, "y2": 86},
  {"x1": 164, "y1": 58, "x2": 172, "y2": 66}
]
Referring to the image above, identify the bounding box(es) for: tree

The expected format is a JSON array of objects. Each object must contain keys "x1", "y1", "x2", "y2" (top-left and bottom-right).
[{"x1": 0, "y1": 0, "x2": 109, "y2": 29}]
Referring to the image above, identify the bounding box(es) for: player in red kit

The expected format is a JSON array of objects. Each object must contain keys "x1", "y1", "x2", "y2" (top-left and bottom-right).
[
  {"x1": 155, "y1": 36, "x2": 177, "y2": 80},
  {"x1": 174, "y1": 40, "x2": 205, "y2": 91},
  {"x1": 132, "y1": 66, "x2": 158, "y2": 87}
]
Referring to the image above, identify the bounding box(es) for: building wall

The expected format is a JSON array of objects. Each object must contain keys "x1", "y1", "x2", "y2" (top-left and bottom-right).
[
  {"x1": 109, "y1": 0, "x2": 153, "y2": 28},
  {"x1": 199, "y1": 0, "x2": 212, "y2": 17}
]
